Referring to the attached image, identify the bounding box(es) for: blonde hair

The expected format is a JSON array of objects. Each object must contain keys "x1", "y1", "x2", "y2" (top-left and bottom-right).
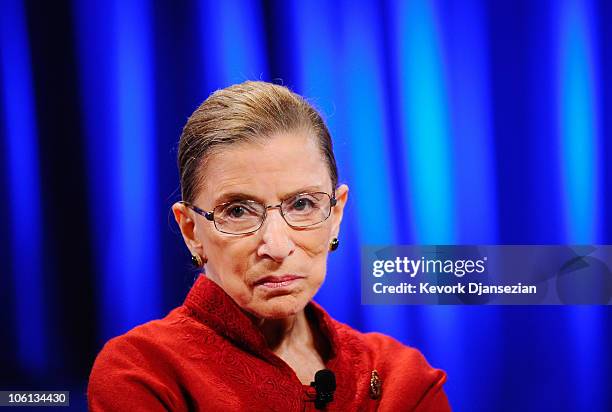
[{"x1": 177, "y1": 81, "x2": 338, "y2": 202}]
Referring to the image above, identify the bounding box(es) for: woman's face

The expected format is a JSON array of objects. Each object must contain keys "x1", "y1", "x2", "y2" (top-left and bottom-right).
[{"x1": 178, "y1": 132, "x2": 348, "y2": 319}]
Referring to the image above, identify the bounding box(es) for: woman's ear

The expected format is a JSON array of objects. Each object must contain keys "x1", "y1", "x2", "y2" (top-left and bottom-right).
[
  {"x1": 171, "y1": 202, "x2": 205, "y2": 258},
  {"x1": 330, "y1": 184, "x2": 349, "y2": 239}
]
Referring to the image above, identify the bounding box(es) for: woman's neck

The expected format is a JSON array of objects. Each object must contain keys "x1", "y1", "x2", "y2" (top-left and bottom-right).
[
  {"x1": 255, "y1": 309, "x2": 330, "y2": 384},
  {"x1": 255, "y1": 310, "x2": 313, "y2": 352}
]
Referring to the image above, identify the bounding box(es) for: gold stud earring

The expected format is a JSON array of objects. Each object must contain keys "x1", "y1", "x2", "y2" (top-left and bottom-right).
[
  {"x1": 329, "y1": 238, "x2": 339, "y2": 251},
  {"x1": 191, "y1": 254, "x2": 204, "y2": 268}
]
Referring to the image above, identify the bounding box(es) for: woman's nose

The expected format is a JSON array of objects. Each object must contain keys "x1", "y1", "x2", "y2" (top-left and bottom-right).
[{"x1": 257, "y1": 209, "x2": 295, "y2": 262}]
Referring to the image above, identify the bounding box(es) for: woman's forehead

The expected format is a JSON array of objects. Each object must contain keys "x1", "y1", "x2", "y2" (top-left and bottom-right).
[{"x1": 196, "y1": 133, "x2": 332, "y2": 205}]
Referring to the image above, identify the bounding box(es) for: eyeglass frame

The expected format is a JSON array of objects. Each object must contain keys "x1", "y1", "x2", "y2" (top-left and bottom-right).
[{"x1": 179, "y1": 191, "x2": 337, "y2": 235}]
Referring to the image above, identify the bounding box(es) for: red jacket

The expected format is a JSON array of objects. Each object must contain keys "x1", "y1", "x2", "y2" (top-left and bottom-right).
[{"x1": 88, "y1": 275, "x2": 450, "y2": 411}]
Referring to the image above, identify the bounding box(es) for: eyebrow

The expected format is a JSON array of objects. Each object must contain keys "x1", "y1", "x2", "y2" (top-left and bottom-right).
[{"x1": 213, "y1": 185, "x2": 328, "y2": 206}]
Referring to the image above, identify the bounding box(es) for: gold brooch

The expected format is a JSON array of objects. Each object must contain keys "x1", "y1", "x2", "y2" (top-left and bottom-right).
[{"x1": 369, "y1": 370, "x2": 382, "y2": 399}]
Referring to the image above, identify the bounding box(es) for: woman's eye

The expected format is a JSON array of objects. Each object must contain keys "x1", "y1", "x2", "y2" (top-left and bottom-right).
[
  {"x1": 293, "y1": 197, "x2": 315, "y2": 211},
  {"x1": 228, "y1": 206, "x2": 246, "y2": 218}
]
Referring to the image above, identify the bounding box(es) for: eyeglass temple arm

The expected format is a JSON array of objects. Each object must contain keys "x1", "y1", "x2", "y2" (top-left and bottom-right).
[{"x1": 179, "y1": 201, "x2": 215, "y2": 221}]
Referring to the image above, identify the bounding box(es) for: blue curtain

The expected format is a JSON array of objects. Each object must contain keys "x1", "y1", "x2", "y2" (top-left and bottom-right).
[{"x1": 1, "y1": 0, "x2": 610, "y2": 410}]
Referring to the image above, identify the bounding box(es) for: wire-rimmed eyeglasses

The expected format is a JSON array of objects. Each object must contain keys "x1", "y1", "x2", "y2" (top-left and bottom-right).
[{"x1": 179, "y1": 191, "x2": 337, "y2": 235}]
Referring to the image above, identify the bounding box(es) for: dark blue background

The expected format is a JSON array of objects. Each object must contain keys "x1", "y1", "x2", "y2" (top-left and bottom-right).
[{"x1": 1, "y1": 1, "x2": 610, "y2": 410}]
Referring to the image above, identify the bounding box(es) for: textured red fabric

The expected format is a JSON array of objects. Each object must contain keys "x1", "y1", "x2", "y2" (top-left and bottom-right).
[{"x1": 88, "y1": 275, "x2": 451, "y2": 411}]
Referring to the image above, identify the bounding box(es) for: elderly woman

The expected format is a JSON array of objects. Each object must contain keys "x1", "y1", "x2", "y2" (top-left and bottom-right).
[{"x1": 88, "y1": 81, "x2": 450, "y2": 411}]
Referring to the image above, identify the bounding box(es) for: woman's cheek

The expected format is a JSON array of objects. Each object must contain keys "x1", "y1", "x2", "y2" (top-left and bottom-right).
[{"x1": 298, "y1": 233, "x2": 329, "y2": 257}]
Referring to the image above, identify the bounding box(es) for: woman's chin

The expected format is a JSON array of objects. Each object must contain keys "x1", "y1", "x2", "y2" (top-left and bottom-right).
[{"x1": 251, "y1": 295, "x2": 307, "y2": 319}]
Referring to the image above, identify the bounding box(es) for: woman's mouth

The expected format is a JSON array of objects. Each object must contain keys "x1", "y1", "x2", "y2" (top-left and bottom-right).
[{"x1": 254, "y1": 275, "x2": 304, "y2": 289}]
